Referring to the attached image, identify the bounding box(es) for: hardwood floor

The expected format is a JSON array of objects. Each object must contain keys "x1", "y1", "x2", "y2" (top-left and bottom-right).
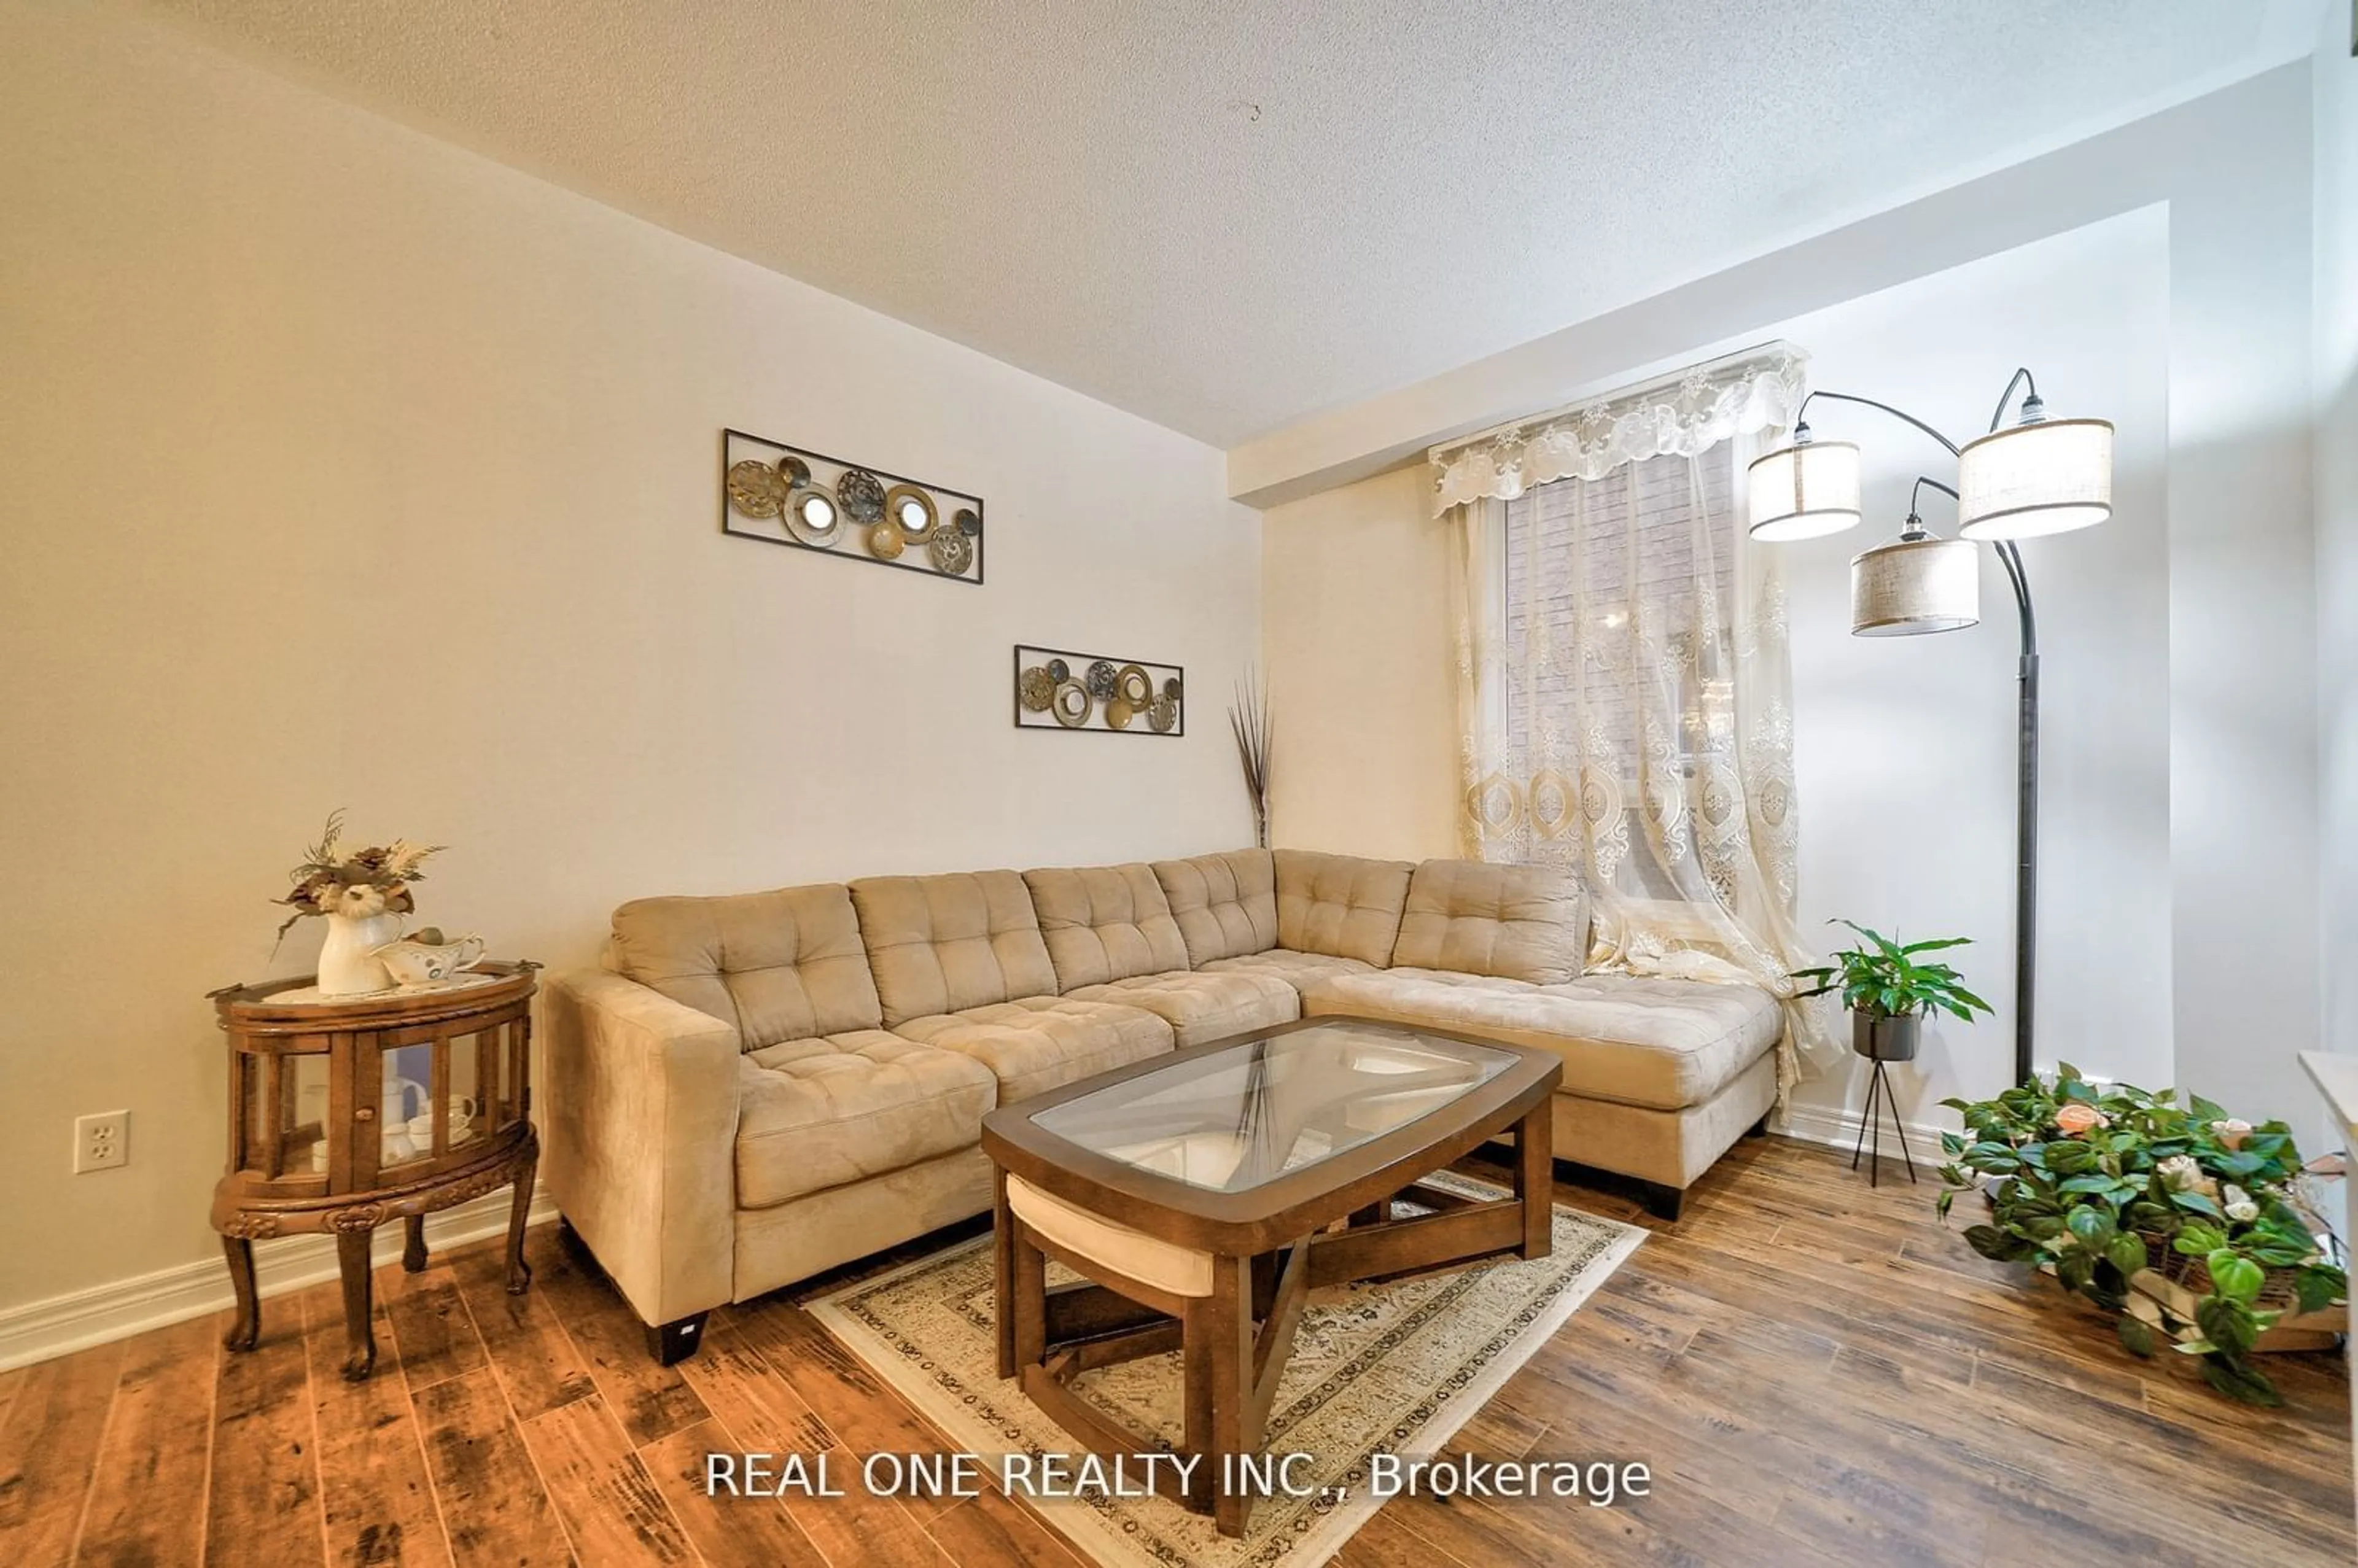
[{"x1": 3, "y1": 1136, "x2": 2348, "y2": 1566}]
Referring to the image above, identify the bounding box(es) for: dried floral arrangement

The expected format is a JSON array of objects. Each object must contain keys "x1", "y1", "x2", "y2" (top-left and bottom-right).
[{"x1": 274, "y1": 811, "x2": 443, "y2": 942}]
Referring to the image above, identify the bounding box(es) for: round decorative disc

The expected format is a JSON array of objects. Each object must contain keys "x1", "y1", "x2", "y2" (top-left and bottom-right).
[
  {"x1": 883, "y1": 484, "x2": 936, "y2": 540},
  {"x1": 1106, "y1": 697, "x2": 1134, "y2": 730},
  {"x1": 1162, "y1": 675, "x2": 1183, "y2": 702},
  {"x1": 785, "y1": 485, "x2": 843, "y2": 546},
  {"x1": 1051, "y1": 680, "x2": 1092, "y2": 728},
  {"x1": 927, "y1": 526, "x2": 974, "y2": 575},
  {"x1": 955, "y1": 508, "x2": 982, "y2": 538},
  {"x1": 1148, "y1": 694, "x2": 1179, "y2": 732},
  {"x1": 1115, "y1": 664, "x2": 1153, "y2": 707},
  {"x1": 1045, "y1": 658, "x2": 1070, "y2": 683},
  {"x1": 1018, "y1": 666, "x2": 1056, "y2": 712},
  {"x1": 1084, "y1": 660, "x2": 1118, "y2": 700},
  {"x1": 726, "y1": 460, "x2": 787, "y2": 518},
  {"x1": 867, "y1": 518, "x2": 906, "y2": 560},
  {"x1": 838, "y1": 468, "x2": 887, "y2": 524},
  {"x1": 776, "y1": 455, "x2": 812, "y2": 491}
]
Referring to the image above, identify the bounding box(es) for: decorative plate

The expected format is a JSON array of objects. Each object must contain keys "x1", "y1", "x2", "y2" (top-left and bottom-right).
[
  {"x1": 928, "y1": 526, "x2": 974, "y2": 575},
  {"x1": 785, "y1": 484, "x2": 844, "y2": 546},
  {"x1": 954, "y1": 508, "x2": 982, "y2": 538},
  {"x1": 838, "y1": 468, "x2": 887, "y2": 524},
  {"x1": 1046, "y1": 658, "x2": 1070, "y2": 683},
  {"x1": 1052, "y1": 680, "x2": 1092, "y2": 728},
  {"x1": 1115, "y1": 664, "x2": 1153, "y2": 707},
  {"x1": 726, "y1": 460, "x2": 787, "y2": 518},
  {"x1": 1084, "y1": 660, "x2": 1118, "y2": 700},
  {"x1": 1148, "y1": 694, "x2": 1179, "y2": 732},
  {"x1": 776, "y1": 454, "x2": 812, "y2": 491},
  {"x1": 883, "y1": 484, "x2": 936, "y2": 540},
  {"x1": 1018, "y1": 666, "x2": 1056, "y2": 712},
  {"x1": 1162, "y1": 675, "x2": 1183, "y2": 702},
  {"x1": 868, "y1": 518, "x2": 906, "y2": 560},
  {"x1": 1105, "y1": 697, "x2": 1134, "y2": 730}
]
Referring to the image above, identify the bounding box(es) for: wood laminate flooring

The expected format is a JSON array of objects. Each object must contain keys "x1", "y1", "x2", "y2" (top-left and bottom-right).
[{"x1": 2, "y1": 1136, "x2": 2348, "y2": 1567}]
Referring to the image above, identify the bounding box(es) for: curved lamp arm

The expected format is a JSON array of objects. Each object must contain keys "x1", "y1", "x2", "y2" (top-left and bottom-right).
[{"x1": 1793, "y1": 389, "x2": 1961, "y2": 457}]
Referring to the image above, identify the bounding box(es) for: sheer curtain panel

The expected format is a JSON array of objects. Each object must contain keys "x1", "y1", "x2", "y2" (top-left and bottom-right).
[{"x1": 1435, "y1": 349, "x2": 1836, "y2": 1095}]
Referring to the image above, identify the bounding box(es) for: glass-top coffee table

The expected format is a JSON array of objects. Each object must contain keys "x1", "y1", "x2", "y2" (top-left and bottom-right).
[{"x1": 981, "y1": 1016, "x2": 1563, "y2": 1536}]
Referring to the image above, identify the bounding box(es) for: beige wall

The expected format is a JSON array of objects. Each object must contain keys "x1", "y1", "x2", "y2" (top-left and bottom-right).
[
  {"x1": 0, "y1": 1, "x2": 1259, "y2": 1313},
  {"x1": 1259, "y1": 185, "x2": 2318, "y2": 1138},
  {"x1": 1260, "y1": 464, "x2": 1459, "y2": 863},
  {"x1": 2320, "y1": 6, "x2": 2358, "y2": 1060}
]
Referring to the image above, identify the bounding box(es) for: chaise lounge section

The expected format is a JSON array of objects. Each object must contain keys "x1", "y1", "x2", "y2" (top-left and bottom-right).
[{"x1": 544, "y1": 847, "x2": 1784, "y2": 1360}]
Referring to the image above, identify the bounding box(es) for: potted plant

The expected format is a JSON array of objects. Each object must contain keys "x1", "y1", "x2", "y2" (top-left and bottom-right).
[
  {"x1": 1789, "y1": 919, "x2": 1993, "y2": 1060},
  {"x1": 1937, "y1": 1066, "x2": 2346, "y2": 1405}
]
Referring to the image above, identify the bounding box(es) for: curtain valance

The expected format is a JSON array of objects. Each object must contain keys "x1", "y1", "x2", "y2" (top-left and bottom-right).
[{"x1": 1427, "y1": 347, "x2": 1807, "y2": 516}]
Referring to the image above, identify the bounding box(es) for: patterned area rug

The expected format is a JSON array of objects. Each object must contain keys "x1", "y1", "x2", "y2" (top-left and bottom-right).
[{"x1": 807, "y1": 1176, "x2": 1644, "y2": 1568}]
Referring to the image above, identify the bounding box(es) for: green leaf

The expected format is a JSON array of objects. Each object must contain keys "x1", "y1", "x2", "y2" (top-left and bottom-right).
[
  {"x1": 2188, "y1": 1095, "x2": 2228, "y2": 1124},
  {"x1": 2172, "y1": 1221, "x2": 2228, "y2": 1256},
  {"x1": 2296, "y1": 1266, "x2": 2346, "y2": 1315},
  {"x1": 2168, "y1": 1190, "x2": 2225, "y2": 1220},
  {"x1": 2066, "y1": 1207, "x2": 2116, "y2": 1248},
  {"x1": 2106, "y1": 1232, "x2": 2150, "y2": 1278},
  {"x1": 2044, "y1": 1141, "x2": 2098, "y2": 1175},
  {"x1": 1936, "y1": 1188, "x2": 1956, "y2": 1221},
  {"x1": 2115, "y1": 1314, "x2": 2157, "y2": 1357},
  {"x1": 2198, "y1": 1357, "x2": 2283, "y2": 1407},
  {"x1": 1962, "y1": 1224, "x2": 2028, "y2": 1262},
  {"x1": 2197, "y1": 1293, "x2": 2260, "y2": 1353},
  {"x1": 2057, "y1": 1174, "x2": 2119, "y2": 1195}
]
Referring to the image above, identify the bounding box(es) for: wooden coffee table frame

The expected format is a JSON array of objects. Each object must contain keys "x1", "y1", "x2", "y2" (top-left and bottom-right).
[{"x1": 980, "y1": 1017, "x2": 1562, "y2": 1537}]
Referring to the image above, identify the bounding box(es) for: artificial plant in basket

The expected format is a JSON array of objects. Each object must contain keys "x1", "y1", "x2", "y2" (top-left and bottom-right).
[{"x1": 1937, "y1": 1065, "x2": 2345, "y2": 1405}]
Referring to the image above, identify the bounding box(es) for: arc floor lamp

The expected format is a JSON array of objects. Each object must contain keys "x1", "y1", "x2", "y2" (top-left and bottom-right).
[{"x1": 1746, "y1": 370, "x2": 2115, "y2": 1087}]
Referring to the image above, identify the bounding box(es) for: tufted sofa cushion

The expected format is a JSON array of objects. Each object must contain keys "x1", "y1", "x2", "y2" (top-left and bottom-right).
[
  {"x1": 893, "y1": 997, "x2": 1174, "y2": 1103},
  {"x1": 610, "y1": 883, "x2": 881, "y2": 1050},
  {"x1": 1065, "y1": 968, "x2": 1301, "y2": 1047},
  {"x1": 1390, "y1": 860, "x2": 1589, "y2": 984},
  {"x1": 849, "y1": 871, "x2": 1059, "y2": 1028},
  {"x1": 1272, "y1": 849, "x2": 1415, "y2": 968},
  {"x1": 736, "y1": 1031, "x2": 996, "y2": 1209},
  {"x1": 1298, "y1": 968, "x2": 1780, "y2": 1112},
  {"x1": 1151, "y1": 849, "x2": 1278, "y2": 967},
  {"x1": 1023, "y1": 863, "x2": 1190, "y2": 988}
]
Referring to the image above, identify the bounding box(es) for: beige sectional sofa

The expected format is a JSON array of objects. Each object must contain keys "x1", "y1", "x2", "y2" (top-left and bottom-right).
[{"x1": 545, "y1": 847, "x2": 1781, "y2": 1361}]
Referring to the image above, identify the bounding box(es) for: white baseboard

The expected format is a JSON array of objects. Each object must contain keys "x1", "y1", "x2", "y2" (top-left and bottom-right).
[
  {"x1": 0, "y1": 1190, "x2": 560, "y2": 1373},
  {"x1": 1775, "y1": 1098, "x2": 1953, "y2": 1173}
]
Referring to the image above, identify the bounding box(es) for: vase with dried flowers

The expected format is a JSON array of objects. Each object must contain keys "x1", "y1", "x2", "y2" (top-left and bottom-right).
[
  {"x1": 1230, "y1": 672, "x2": 1272, "y2": 850},
  {"x1": 274, "y1": 812, "x2": 444, "y2": 996}
]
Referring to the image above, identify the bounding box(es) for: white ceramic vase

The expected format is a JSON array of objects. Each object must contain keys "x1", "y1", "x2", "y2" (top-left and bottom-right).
[{"x1": 317, "y1": 911, "x2": 403, "y2": 996}]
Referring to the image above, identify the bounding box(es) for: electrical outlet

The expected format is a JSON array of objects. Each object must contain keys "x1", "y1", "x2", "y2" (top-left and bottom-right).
[{"x1": 74, "y1": 1110, "x2": 129, "y2": 1173}]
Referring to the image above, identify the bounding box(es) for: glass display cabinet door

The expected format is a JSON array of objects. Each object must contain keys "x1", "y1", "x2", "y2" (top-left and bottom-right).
[{"x1": 236, "y1": 1038, "x2": 332, "y2": 1189}]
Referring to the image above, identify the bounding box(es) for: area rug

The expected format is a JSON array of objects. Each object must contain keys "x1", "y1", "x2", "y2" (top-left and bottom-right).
[{"x1": 807, "y1": 1175, "x2": 1644, "y2": 1568}]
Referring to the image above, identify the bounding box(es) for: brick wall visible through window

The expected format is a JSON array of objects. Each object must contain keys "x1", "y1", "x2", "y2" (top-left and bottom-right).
[{"x1": 1502, "y1": 451, "x2": 1735, "y2": 781}]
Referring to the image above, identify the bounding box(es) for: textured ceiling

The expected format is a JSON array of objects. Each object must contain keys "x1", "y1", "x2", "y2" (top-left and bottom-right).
[{"x1": 142, "y1": 1, "x2": 2296, "y2": 446}]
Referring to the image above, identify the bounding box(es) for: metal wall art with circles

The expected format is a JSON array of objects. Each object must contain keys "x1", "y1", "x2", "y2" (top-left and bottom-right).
[
  {"x1": 1014, "y1": 644, "x2": 1183, "y2": 737},
  {"x1": 720, "y1": 429, "x2": 983, "y2": 584}
]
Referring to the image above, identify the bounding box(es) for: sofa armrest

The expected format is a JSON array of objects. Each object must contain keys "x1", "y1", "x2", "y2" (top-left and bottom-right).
[{"x1": 543, "y1": 969, "x2": 741, "y2": 1326}]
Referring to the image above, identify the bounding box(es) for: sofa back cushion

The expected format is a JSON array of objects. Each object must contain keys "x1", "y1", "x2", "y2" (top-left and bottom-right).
[
  {"x1": 850, "y1": 871, "x2": 1060, "y2": 1026},
  {"x1": 1151, "y1": 849, "x2": 1277, "y2": 967},
  {"x1": 1390, "y1": 859, "x2": 1589, "y2": 985},
  {"x1": 1273, "y1": 849, "x2": 1415, "y2": 968},
  {"x1": 1023, "y1": 863, "x2": 1189, "y2": 988},
  {"x1": 609, "y1": 883, "x2": 881, "y2": 1050}
]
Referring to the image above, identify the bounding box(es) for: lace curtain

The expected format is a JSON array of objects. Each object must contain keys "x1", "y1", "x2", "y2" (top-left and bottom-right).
[{"x1": 1437, "y1": 350, "x2": 1837, "y2": 1095}]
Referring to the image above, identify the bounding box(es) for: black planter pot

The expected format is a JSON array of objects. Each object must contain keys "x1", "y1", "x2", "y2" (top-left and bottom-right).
[{"x1": 1853, "y1": 1009, "x2": 1920, "y2": 1062}]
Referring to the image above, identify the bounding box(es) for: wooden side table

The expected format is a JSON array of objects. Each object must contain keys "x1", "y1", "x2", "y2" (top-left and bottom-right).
[{"x1": 209, "y1": 960, "x2": 540, "y2": 1380}]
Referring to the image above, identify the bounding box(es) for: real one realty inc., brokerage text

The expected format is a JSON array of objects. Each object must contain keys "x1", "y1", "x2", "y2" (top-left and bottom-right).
[{"x1": 705, "y1": 1449, "x2": 1651, "y2": 1507}]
